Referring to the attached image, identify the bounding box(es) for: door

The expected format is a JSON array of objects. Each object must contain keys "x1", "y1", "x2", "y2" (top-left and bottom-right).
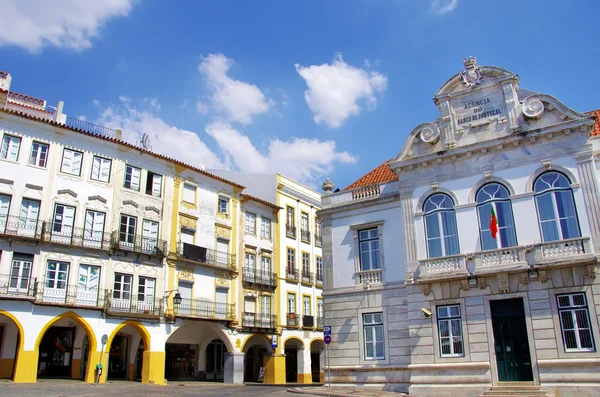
[
  {"x1": 44, "y1": 261, "x2": 69, "y2": 303},
  {"x1": 244, "y1": 297, "x2": 256, "y2": 326},
  {"x1": 261, "y1": 295, "x2": 272, "y2": 327},
  {"x1": 141, "y1": 220, "x2": 159, "y2": 254},
  {"x1": 19, "y1": 199, "x2": 40, "y2": 237},
  {"x1": 112, "y1": 273, "x2": 132, "y2": 311},
  {"x1": 84, "y1": 210, "x2": 105, "y2": 249},
  {"x1": 215, "y1": 287, "x2": 228, "y2": 319},
  {"x1": 490, "y1": 298, "x2": 533, "y2": 382},
  {"x1": 0, "y1": 194, "x2": 10, "y2": 233},
  {"x1": 38, "y1": 326, "x2": 75, "y2": 378},
  {"x1": 119, "y1": 215, "x2": 137, "y2": 250},
  {"x1": 77, "y1": 265, "x2": 100, "y2": 306},
  {"x1": 9, "y1": 254, "x2": 32, "y2": 294},
  {"x1": 177, "y1": 282, "x2": 192, "y2": 316},
  {"x1": 137, "y1": 277, "x2": 156, "y2": 313},
  {"x1": 51, "y1": 204, "x2": 75, "y2": 244}
]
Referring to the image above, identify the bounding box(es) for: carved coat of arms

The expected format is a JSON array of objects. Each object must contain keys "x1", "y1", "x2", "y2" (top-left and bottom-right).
[{"x1": 460, "y1": 56, "x2": 483, "y2": 87}]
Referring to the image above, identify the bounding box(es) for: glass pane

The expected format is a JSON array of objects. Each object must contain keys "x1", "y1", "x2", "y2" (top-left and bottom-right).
[
  {"x1": 563, "y1": 329, "x2": 577, "y2": 349},
  {"x1": 425, "y1": 214, "x2": 441, "y2": 238},
  {"x1": 365, "y1": 327, "x2": 373, "y2": 342},
  {"x1": 427, "y1": 237, "x2": 443, "y2": 258},
  {"x1": 375, "y1": 326, "x2": 383, "y2": 341},
  {"x1": 365, "y1": 342, "x2": 374, "y2": 358},
  {"x1": 374, "y1": 313, "x2": 383, "y2": 323},
  {"x1": 449, "y1": 306, "x2": 460, "y2": 317},
  {"x1": 452, "y1": 337, "x2": 464, "y2": 354},
  {"x1": 575, "y1": 309, "x2": 590, "y2": 328},
  {"x1": 451, "y1": 319, "x2": 462, "y2": 336},
  {"x1": 437, "y1": 306, "x2": 448, "y2": 318},
  {"x1": 439, "y1": 320, "x2": 449, "y2": 337},
  {"x1": 573, "y1": 294, "x2": 585, "y2": 306},
  {"x1": 536, "y1": 193, "x2": 556, "y2": 221},
  {"x1": 375, "y1": 341, "x2": 384, "y2": 358},
  {"x1": 555, "y1": 191, "x2": 576, "y2": 218},
  {"x1": 579, "y1": 329, "x2": 594, "y2": 349},
  {"x1": 561, "y1": 311, "x2": 574, "y2": 329},
  {"x1": 440, "y1": 337, "x2": 450, "y2": 355},
  {"x1": 541, "y1": 220, "x2": 560, "y2": 242}
]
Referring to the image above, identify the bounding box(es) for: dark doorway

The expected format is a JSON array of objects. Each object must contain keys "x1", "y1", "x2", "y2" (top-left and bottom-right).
[
  {"x1": 165, "y1": 343, "x2": 196, "y2": 380},
  {"x1": 285, "y1": 348, "x2": 298, "y2": 383},
  {"x1": 38, "y1": 326, "x2": 75, "y2": 378},
  {"x1": 490, "y1": 298, "x2": 533, "y2": 382},
  {"x1": 108, "y1": 334, "x2": 128, "y2": 379},
  {"x1": 244, "y1": 345, "x2": 267, "y2": 382},
  {"x1": 205, "y1": 339, "x2": 226, "y2": 381}
]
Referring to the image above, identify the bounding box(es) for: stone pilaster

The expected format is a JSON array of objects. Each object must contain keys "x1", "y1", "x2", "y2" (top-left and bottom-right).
[
  {"x1": 321, "y1": 216, "x2": 334, "y2": 291},
  {"x1": 576, "y1": 150, "x2": 600, "y2": 251},
  {"x1": 400, "y1": 190, "x2": 418, "y2": 272}
]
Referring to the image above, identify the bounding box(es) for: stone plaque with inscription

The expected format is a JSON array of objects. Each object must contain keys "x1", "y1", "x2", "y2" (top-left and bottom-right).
[{"x1": 452, "y1": 91, "x2": 505, "y2": 128}]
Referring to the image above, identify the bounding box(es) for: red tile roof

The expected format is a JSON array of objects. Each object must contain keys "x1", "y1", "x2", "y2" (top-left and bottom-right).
[
  {"x1": 241, "y1": 194, "x2": 282, "y2": 210},
  {"x1": 587, "y1": 109, "x2": 600, "y2": 137},
  {"x1": 344, "y1": 159, "x2": 398, "y2": 191}
]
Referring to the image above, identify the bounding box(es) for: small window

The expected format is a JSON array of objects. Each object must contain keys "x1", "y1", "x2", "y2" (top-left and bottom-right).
[
  {"x1": 91, "y1": 156, "x2": 111, "y2": 182},
  {"x1": 287, "y1": 293, "x2": 296, "y2": 314},
  {"x1": 124, "y1": 165, "x2": 141, "y2": 191},
  {"x1": 363, "y1": 312, "x2": 385, "y2": 360},
  {"x1": 302, "y1": 252, "x2": 310, "y2": 275},
  {"x1": 245, "y1": 253, "x2": 256, "y2": 269},
  {"x1": 437, "y1": 305, "x2": 464, "y2": 357},
  {"x1": 183, "y1": 183, "x2": 195, "y2": 203},
  {"x1": 245, "y1": 212, "x2": 256, "y2": 235},
  {"x1": 60, "y1": 148, "x2": 83, "y2": 176},
  {"x1": 303, "y1": 295, "x2": 311, "y2": 316},
  {"x1": 287, "y1": 207, "x2": 295, "y2": 226},
  {"x1": 29, "y1": 142, "x2": 49, "y2": 167},
  {"x1": 218, "y1": 197, "x2": 229, "y2": 214},
  {"x1": 145, "y1": 171, "x2": 162, "y2": 197},
  {"x1": 138, "y1": 276, "x2": 156, "y2": 302},
  {"x1": 287, "y1": 248, "x2": 295, "y2": 273},
  {"x1": 113, "y1": 273, "x2": 132, "y2": 301},
  {"x1": 316, "y1": 257, "x2": 323, "y2": 281},
  {"x1": 1, "y1": 135, "x2": 21, "y2": 162},
  {"x1": 359, "y1": 229, "x2": 380, "y2": 271},
  {"x1": 557, "y1": 293, "x2": 595, "y2": 352},
  {"x1": 261, "y1": 218, "x2": 271, "y2": 239}
]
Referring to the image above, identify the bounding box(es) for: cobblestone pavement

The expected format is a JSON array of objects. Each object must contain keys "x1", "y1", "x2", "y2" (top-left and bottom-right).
[
  {"x1": 288, "y1": 386, "x2": 407, "y2": 397},
  {"x1": 0, "y1": 381, "x2": 298, "y2": 397}
]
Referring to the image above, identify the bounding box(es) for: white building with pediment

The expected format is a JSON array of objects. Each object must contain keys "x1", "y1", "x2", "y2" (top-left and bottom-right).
[{"x1": 319, "y1": 57, "x2": 600, "y2": 397}]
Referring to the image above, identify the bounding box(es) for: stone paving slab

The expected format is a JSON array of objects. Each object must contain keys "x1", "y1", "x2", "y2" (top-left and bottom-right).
[{"x1": 288, "y1": 386, "x2": 408, "y2": 397}]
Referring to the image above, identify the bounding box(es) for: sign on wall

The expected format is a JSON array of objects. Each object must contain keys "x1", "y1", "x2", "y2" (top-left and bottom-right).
[{"x1": 453, "y1": 91, "x2": 504, "y2": 127}]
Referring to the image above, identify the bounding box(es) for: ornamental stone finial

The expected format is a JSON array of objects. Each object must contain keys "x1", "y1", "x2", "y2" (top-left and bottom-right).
[{"x1": 322, "y1": 178, "x2": 335, "y2": 194}]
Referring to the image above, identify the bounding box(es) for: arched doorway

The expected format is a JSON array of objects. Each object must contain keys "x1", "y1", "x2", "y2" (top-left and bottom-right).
[
  {"x1": 0, "y1": 311, "x2": 23, "y2": 380},
  {"x1": 284, "y1": 338, "x2": 303, "y2": 383},
  {"x1": 164, "y1": 320, "x2": 233, "y2": 381},
  {"x1": 310, "y1": 339, "x2": 325, "y2": 383},
  {"x1": 242, "y1": 334, "x2": 272, "y2": 382},
  {"x1": 205, "y1": 339, "x2": 227, "y2": 381},
  {"x1": 105, "y1": 322, "x2": 149, "y2": 382},
  {"x1": 35, "y1": 312, "x2": 97, "y2": 382}
]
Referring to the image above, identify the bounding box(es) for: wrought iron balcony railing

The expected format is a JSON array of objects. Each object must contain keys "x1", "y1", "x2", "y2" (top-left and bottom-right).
[
  {"x1": 316, "y1": 317, "x2": 324, "y2": 329},
  {"x1": 65, "y1": 116, "x2": 116, "y2": 139},
  {"x1": 110, "y1": 231, "x2": 167, "y2": 257},
  {"x1": 34, "y1": 281, "x2": 108, "y2": 308},
  {"x1": 315, "y1": 272, "x2": 324, "y2": 285},
  {"x1": 242, "y1": 267, "x2": 277, "y2": 287},
  {"x1": 286, "y1": 224, "x2": 296, "y2": 238},
  {"x1": 301, "y1": 229, "x2": 310, "y2": 243},
  {"x1": 314, "y1": 233, "x2": 322, "y2": 247},
  {"x1": 242, "y1": 312, "x2": 277, "y2": 329},
  {"x1": 302, "y1": 315, "x2": 314, "y2": 328},
  {"x1": 106, "y1": 293, "x2": 163, "y2": 316},
  {"x1": 0, "y1": 274, "x2": 36, "y2": 299},
  {"x1": 177, "y1": 242, "x2": 236, "y2": 270},
  {"x1": 286, "y1": 269, "x2": 299, "y2": 282},
  {"x1": 301, "y1": 270, "x2": 314, "y2": 284},
  {"x1": 41, "y1": 222, "x2": 112, "y2": 250},
  {"x1": 0, "y1": 215, "x2": 44, "y2": 240},
  {"x1": 175, "y1": 297, "x2": 235, "y2": 321},
  {"x1": 286, "y1": 312, "x2": 299, "y2": 327}
]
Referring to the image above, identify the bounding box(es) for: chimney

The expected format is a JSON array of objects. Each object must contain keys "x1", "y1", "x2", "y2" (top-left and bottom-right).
[{"x1": 115, "y1": 129, "x2": 123, "y2": 141}]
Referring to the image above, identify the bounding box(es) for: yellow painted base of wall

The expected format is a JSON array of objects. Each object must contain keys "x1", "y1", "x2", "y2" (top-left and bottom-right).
[
  {"x1": 296, "y1": 373, "x2": 312, "y2": 384},
  {"x1": 12, "y1": 350, "x2": 37, "y2": 383},
  {"x1": 263, "y1": 354, "x2": 286, "y2": 384},
  {"x1": 0, "y1": 358, "x2": 15, "y2": 379},
  {"x1": 142, "y1": 351, "x2": 166, "y2": 385},
  {"x1": 71, "y1": 358, "x2": 81, "y2": 379}
]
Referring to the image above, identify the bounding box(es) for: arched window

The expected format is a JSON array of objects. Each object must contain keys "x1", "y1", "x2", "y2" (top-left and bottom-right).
[
  {"x1": 476, "y1": 183, "x2": 517, "y2": 250},
  {"x1": 423, "y1": 194, "x2": 459, "y2": 258},
  {"x1": 534, "y1": 172, "x2": 581, "y2": 242}
]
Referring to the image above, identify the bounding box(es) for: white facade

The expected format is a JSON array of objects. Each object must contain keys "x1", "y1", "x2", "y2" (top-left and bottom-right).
[{"x1": 319, "y1": 58, "x2": 600, "y2": 397}]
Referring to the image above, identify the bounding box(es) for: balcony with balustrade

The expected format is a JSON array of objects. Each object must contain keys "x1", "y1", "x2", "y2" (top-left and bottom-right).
[
  {"x1": 0, "y1": 274, "x2": 36, "y2": 300},
  {"x1": 286, "y1": 224, "x2": 296, "y2": 239},
  {"x1": 41, "y1": 222, "x2": 112, "y2": 251},
  {"x1": 301, "y1": 269, "x2": 314, "y2": 286},
  {"x1": 355, "y1": 268, "x2": 384, "y2": 285},
  {"x1": 242, "y1": 312, "x2": 277, "y2": 331},
  {"x1": 314, "y1": 232, "x2": 322, "y2": 247},
  {"x1": 316, "y1": 317, "x2": 324, "y2": 330},
  {"x1": 174, "y1": 297, "x2": 236, "y2": 322},
  {"x1": 0, "y1": 215, "x2": 44, "y2": 242},
  {"x1": 302, "y1": 315, "x2": 314, "y2": 329},
  {"x1": 34, "y1": 281, "x2": 108, "y2": 310},
  {"x1": 315, "y1": 271, "x2": 324, "y2": 287},
  {"x1": 105, "y1": 293, "x2": 163, "y2": 318},
  {"x1": 301, "y1": 229, "x2": 310, "y2": 243},
  {"x1": 242, "y1": 267, "x2": 277, "y2": 288},
  {"x1": 175, "y1": 242, "x2": 236, "y2": 272},
  {"x1": 110, "y1": 231, "x2": 167, "y2": 258},
  {"x1": 286, "y1": 312, "x2": 300, "y2": 328},
  {"x1": 286, "y1": 268, "x2": 299, "y2": 283}
]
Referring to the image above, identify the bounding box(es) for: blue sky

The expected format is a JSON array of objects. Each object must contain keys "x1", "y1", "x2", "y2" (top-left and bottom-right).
[{"x1": 1, "y1": 0, "x2": 599, "y2": 190}]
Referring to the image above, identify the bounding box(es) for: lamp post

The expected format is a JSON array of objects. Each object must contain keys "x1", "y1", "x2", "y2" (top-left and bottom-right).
[{"x1": 165, "y1": 290, "x2": 182, "y2": 322}]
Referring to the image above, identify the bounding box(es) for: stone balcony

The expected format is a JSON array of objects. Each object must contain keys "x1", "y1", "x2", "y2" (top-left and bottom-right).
[
  {"x1": 321, "y1": 182, "x2": 397, "y2": 209},
  {"x1": 415, "y1": 237, "x2": 596, "y2": 284}
]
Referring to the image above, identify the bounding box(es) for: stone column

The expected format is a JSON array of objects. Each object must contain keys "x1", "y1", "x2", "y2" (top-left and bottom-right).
[
  {"x1": 297, "y1": 347, "x2": 312, "y2": 383},
  {"x1": 321, "y1": 215, "x2": 334, "y2": 291},
  {"x1": 576, "y1": 150, "x2": 600, "y2": 251},
  {"x1": 400, "y1": 190, "x2": 418, "y2": 276},
  {"x1": 224, "y1": 352, "x2": 244, "y2": 384}
]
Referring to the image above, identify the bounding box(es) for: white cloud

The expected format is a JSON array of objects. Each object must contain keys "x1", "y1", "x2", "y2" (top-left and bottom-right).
[
  {"x1": 205, "y1": 121, "x2": 357, "y2": 186},
  {"x1": 295, "y1": 54, "x2": 388, "y2": 129},
  {"x1": 97, "y1": 100, "x2": 225, "y2": 170},
  {"x1": 198, "y1": 53, "x2": 274, "y2": 124},
  {"x1": 430, "y1": 0, "x2": 458, "y2": 14},
  {"x1": 0, "y1": 0, "x2": 135, "y2": 52}
]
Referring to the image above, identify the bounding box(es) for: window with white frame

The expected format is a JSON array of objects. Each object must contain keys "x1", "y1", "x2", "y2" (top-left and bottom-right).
[
  {"x1": 358, "y1": 229, "x2": 380, "y2": 270},
  {"x1": 557, "y1": 293, "x2": 595, "y2": 352},
  {"x1": 534, "y1": 172, "x2": 581, "y2": 242},
  {"x1": 45, "y1": 260, "x2": 69, "y2": 290},
  {"x1": 60, "y1": 148, "x2": 83, "y2": 176},
  {"x1": 183, "y1": 183, "x2": 195, "y2": 203},
  {"x1": 1, "y1": 135, "x2": 21, "y2": 162},
  {"x1": 437, "y1": 305, "x2": 464, "y2": 357},
  {"x1": 124, "y1": 165, "x2": 141, "y2": 191},
  {"x1": 261, "y1": 217, "x2": 271, "y2": 239},
  {"x1": 287, "y1": 248, "x2": 295, "y2": 273},
  {"x1": 261, "y1": 256, "x2": 271, "y2": 275},
  {"x1": 91, "y1": 156, "x2": 111, "y2": 182},
  {"x1": 245, "y1": 212, "x2": 256, "y2": 234},
  {"x1": 113, "y1": 273, "x2": 132, "y2": 300},
  {"x1": 287, "y1": 293, "x2": 296, "y2": 314},
  {"x1": 145, "y1": 171, "x2": 162, "y2": 197},
  {"x1": 316, "y1": 256, "x2": 323, "y2": 281},
  {"x1": 138, "y1": 276, "x2": 156, "y2": 302},
  {"x1": 363, "y1": 312, "x2": 385, "y2": 360},
  {"x1": 303, "y1": 295, "x2": 311, "y2": 316},
  {"x1": 317, "y1": 298, "x2": 323, "y2": 319},
  {"x1": 424, "y1": 194, "x2": 460, "y2": 258},
  {"x1": 218, "y1": 196, "x2": 228, "y2": 214},
  {"x1": 29, "y1": 142, "x2": 49, "y2": 167},
  {"x1": 476, "y1": 183, "x2": 517, "y2": 250},
  {"x1": 119, "y1": 214, "x2": 137, "y2": 246},
  {"x1": 245, "y1": 253, "x2": 256, "y2": 271}
]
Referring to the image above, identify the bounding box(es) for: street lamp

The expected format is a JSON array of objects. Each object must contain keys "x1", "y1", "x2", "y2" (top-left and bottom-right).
[{"x1": 166, "y1": 290, "x2": 182, "y2": 306}]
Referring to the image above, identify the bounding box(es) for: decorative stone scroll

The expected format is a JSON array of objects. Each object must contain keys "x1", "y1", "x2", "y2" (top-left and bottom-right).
[{"x1": 522, "y1": 96, "x2": 545, "y2": 119}]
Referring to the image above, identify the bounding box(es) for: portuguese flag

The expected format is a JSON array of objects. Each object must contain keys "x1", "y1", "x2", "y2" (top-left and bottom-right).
[{"x1": 490, "y1": 204, "x2": 499, "y2": 239}]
